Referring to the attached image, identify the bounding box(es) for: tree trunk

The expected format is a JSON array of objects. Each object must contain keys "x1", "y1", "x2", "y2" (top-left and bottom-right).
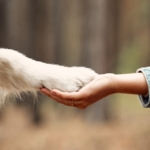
[
  {"x1": 82, "y1": 0, "x2": 120, "y2": 121},
  {"x1": 0, "y1": 0, "x2": 7, "y2": 47},
  {"x1": 5, "y1": 0, "x2": 35, "y2": 57},
  {"x1": 5, "y1": 0, "x2": 42, "y2": 123},
  {"x1": 58, "y1": 0, "x2": 83, "y2": 66},
  {"x1": 33, "y1": 0, "x2": 56, "y2": 63}
]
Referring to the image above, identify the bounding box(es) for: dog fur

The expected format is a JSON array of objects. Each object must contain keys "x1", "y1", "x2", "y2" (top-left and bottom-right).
[{"x1": 0, "y1": 48, "x2": 98, "y2": 104}]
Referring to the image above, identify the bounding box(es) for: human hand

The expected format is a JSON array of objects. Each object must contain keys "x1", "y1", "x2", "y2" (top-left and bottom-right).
[{"x1": 40, "y1": 74, "x2": 116, "y2": 109}]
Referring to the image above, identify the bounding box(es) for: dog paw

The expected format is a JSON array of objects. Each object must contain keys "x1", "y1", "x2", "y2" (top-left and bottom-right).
[{"x1": 42, "y1": 66, "x2": 98, "y2": 92}]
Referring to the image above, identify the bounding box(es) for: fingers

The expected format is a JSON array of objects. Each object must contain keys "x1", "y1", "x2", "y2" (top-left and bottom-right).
[
  {"x1": 40, "y1": 88, "x2": 82, "y2": 107},
  {"x1": 40, "y1": 88, "x2": 91, "y2": 109},
  {"x1": 40, "y1": 88, "x2": 52, "y2": 97},
  {"x1": 51, "y1": 94, "x2": 84, "y2": 108},
  {"x1": 51, "y1": 94, "x2": 73, "y2": 106},
  {"x1": 40, "y1": 88, "x2": 69, "y2": 105},
  {"x1": 50, "y1": 94, "x2": 88, "y2": 109},
  {"x1": 51, "y1": 89, "x2": 81, "y2": 100}
]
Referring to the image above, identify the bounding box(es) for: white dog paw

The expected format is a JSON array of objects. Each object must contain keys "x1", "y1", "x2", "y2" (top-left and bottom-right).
[
  {"x1": 42, "y1": 66, "x2": 98, "y2": 92},
  {"x1": 43, "y1": 77, "x2": 83, "y2": 92}
]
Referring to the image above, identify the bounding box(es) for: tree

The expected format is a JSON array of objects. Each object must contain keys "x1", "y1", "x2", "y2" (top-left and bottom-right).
[
  {"x1": 5, "y1": 0, "x2": 34, "y2": 57},
  {"x1": 5, "y1": 0, "x2": 41, "y2": 123},
  {"x1": 0, "y1": 0, "x2": 7, "y2": 47},
  {"x1": 81, "y1": 0, "x2": 120, "y2": 121}
]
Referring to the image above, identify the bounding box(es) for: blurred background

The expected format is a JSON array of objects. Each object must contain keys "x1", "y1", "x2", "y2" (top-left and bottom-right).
[{"x1": 0, "y1": 0, "x2": 150, "y2": 149}]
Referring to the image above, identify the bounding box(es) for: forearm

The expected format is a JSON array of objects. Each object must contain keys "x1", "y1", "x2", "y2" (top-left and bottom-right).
[
  {"x1": 40, "y1": 72, "x2": 149, "y2": 109},
  {"x1": 114, "y1": 73, "x2": 148, "y2": 95}
]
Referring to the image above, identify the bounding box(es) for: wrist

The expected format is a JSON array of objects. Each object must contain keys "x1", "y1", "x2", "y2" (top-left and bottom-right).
[{"x1": 102, "y1": 73, "x2": 117, "y2": 94}]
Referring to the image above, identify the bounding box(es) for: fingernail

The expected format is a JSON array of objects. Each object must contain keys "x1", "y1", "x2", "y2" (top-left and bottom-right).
[
  {"x1": 41, "y1": 89, "x2": 46, "y2": 92},
  {"x1": 40, "y1": 89, "x2": 44, "y2": 92},
  {"x1": 51, "y1": 91, "x2": 56, "y2": 95}
]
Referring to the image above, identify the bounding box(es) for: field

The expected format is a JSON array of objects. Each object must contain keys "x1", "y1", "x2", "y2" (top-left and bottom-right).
[{"x1": 0, "y1": 101, "x2": 150, "y2": 150}]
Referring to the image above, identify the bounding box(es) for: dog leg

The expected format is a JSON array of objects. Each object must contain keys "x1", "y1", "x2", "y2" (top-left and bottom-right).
[{"x1": 0, "y1": 48, "x2": 98, "y2": 102}]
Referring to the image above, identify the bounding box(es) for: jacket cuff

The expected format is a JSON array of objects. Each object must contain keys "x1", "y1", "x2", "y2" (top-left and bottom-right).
[{"x1": 137, "y1": 67, "x2": 150, "y2": 108}]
